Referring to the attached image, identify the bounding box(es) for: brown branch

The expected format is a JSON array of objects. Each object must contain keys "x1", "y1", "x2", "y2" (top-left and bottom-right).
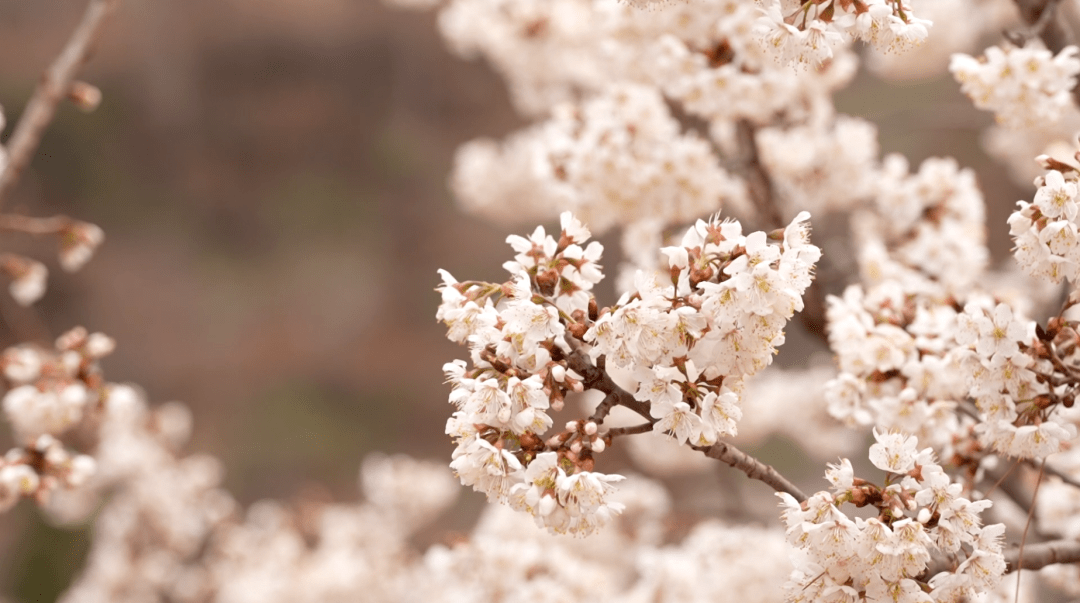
[
  {"x1": 588, "y1": 391, "x2": 622, "y2": 423},
  {"x1": 605, "y1": 423, "x2": 655, "y2": 438},
  {"x1": 0, "y1": 0, "x2": 117, "y2": 207},
  {"x1": 735, "y1": 119, "x2": 783, "y2": 230},
  {"x1": 693, "y1": 440, "x2": 808, "y2": 503},
  {"x1": 1005, "y1": 538, "x2": 1080, "y2": 572},
  {"x1": 566, "y1": 351, "x2": 653, "y2": 422}
]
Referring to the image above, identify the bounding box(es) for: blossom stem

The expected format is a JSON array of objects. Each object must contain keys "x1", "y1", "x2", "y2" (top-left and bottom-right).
[{"x1": 0, "y1": 0, "x2": 118, "y2": 208}]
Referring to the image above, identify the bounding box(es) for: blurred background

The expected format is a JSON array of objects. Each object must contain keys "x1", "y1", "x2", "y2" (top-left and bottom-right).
[{"x1": 0, "y1": 0, "x2": 1035, "y2": 600}]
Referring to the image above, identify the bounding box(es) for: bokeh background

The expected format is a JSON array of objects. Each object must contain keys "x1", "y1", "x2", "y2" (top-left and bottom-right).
[{"x1": 0, "y1": 0, "x2": 1035, "y2": 600}]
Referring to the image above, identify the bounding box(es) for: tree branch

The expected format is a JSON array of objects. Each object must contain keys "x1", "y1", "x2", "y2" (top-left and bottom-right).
[
  {"x1": 605, "y1": 423, "x2": 655, "y2": 438},
  {"x1": 0, "y1": 0, "x2": 117, "y2": 207},
  {"x1": 565, "y1": 349, "x2": 808, "y2": 502},
  {"x1": 693, "y1": 440, "x2": 808, "y2": 503},
  {"x1": 566, "y1": 351, "x2": 653, "y2": 421},
  {"x1": 1005, "y1": 538, "x2": 1080, "y2": 572},
  {"x1": 735, "y1": 119, "x2": 783, "y2": 231}
]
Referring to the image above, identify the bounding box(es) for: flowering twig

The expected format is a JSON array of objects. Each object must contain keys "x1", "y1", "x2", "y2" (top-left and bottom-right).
[
  {"x1": 564, "y1": 350, "x2": 809, "y2": 502},
  {"x1": 0, "y1": 0, "x2": 117, "y2": 207}
]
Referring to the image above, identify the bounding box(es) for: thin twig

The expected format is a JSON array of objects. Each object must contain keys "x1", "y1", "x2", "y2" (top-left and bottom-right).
[
  {"x1": 983, "y1": 458, "x2": 1021, "y2": 499},
  {"x1": 1031, "y1": 459, "x2": 1080, "y2": 490},
  {"x1": 605, "y1": 423, "x2": 655, "y2": 438},
  {"x1": 1016, "y1": 460, "x2": 1046, "y2": 600},
  {"x1": 693, "y1": 440, "x2": 808, "y2": 503},
  {"x1": 0, "y1": 0, "x2": 117, "y2": 207}
]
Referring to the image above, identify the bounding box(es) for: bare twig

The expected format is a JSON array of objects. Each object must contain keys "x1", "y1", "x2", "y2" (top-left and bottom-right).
[
  {"x1": 693, "y1": 440, "x2": 808, "y2": 503},
  {"x1": 1033, "y1": 459, "x2": 1080, "y2": 490},
  {"x1": 0, "y1": 0, "x2": 117, "y2": 207},
  {"x1": 1016, "y1": 459, "x2": 1047, "y2": 599}
]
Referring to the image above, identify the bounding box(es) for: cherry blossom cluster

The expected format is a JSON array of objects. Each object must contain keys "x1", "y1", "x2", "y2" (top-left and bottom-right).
[
  {"x1": 827, "y1": 283, "x2": 1080, "y2": 462},
  {"x1": 780, "y1": 429, "x2": 1005, "y2": 603},
  {"x1": 756, "y1": 115, "x2": 880, "y2": 215},
  {"x1": 0, "y1": 327, "x2": 115, "y2": 511},
  {"x1": 63, "y1": 452, "x2": 459, "y2": 603},
  {"x1": 586, "y1": 212, "x2": 820, "y2": 444},
  {"x1": 648, "y1": 9, "x2": 859, "y2": 127},
  {"x1": 438, "y1": 209, "x2": 821, "y2": 534},
  {"x1": 951, "y1": 43, "x2": 1080, "y2": 129},
  {"x1": 822, "y1": 157, "x2": 988, "y2": 447},
  {"x1": 824, "y1": 284, "x2": 968, "y2": 451},
  {"x1": 825, "y1": 152, "x2": 1079, "y2": 461},
  {"x1": 956, "y1": 300, "x2": 1079, "y2": 458},
  {"x1": 400, "y1": 0, "x2": 894, "y2": 271},
  {"x1": 439, "y1": 212, "x2": 628, "y2": 535},
  {"x1": 452, "y1": 84, "x2": 745, "y2": 233},
  {"x1": 756, "y1": 0, "x2": 931, "y2": 66},
  {"x1": 66, "y1": 457, "x2": 796, "y2": 603},
  {"x1": 867, "y1": 0, "x2": 1014, "y2": 81},
  {"x1": 856, "y1": 156, "x2": 987, "y2": 296},
  {"x1": 1010, "y1": 160, "x2": 1080, "y2": 284}
]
